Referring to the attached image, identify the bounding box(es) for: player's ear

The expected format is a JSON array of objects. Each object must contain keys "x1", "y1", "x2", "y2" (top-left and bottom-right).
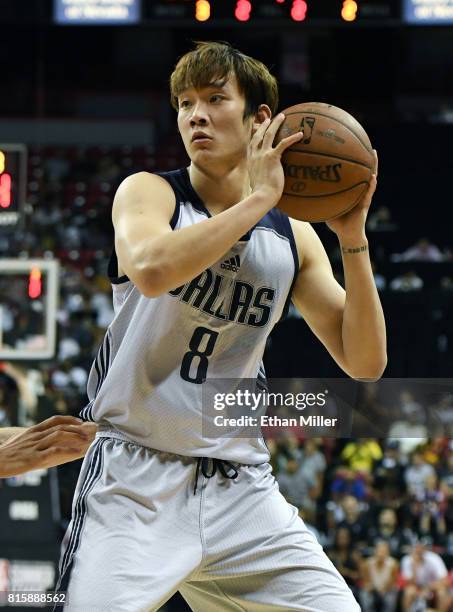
[{"x1": 251, "y1": 105, "x2": 272, "y2": 135}]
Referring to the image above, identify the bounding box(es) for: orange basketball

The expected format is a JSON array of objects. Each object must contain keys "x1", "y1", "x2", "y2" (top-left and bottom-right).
[{"x1": 275, "y1": 102, "x2": 374, "y2": 223}]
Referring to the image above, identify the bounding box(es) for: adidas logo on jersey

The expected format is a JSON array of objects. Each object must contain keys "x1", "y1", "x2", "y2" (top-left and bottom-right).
[{"x1": 221, "y1": 255, "x2": 241, "y2": 273}]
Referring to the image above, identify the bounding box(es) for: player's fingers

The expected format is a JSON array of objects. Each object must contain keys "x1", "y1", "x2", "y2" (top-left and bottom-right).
[
  {"x1": 372, "y1": 149, "x2": 378, "y2": 176},
  {"x1": 359, "y1": 174, "x2": 377, "y2": 209},
  {"x1": 274, "y1": 131, "x2": 304, "y2": 156},
  {"x1": 0, "y1": 438, "x2": 88, "y2": 477},
  {"x1": 262, "y1": 113, "x2": 286, "y2": 149},
  {"x1": 16, "y1": 425, "x2": 89, "y2": 448},
  {"x1": 80, "y1": 423, "x2": 98, "y2": 442},
  {"x1": 41, "y1": 446, "x2": 86, "y2": 457},
  {"x1": 39, "y1": 447, "x2": 86, "y2": 469},
  {"x1": 35, "y1": 429, "x2": 90, "y2": 450},
  {"x1": 32, "y1": 415, "x2": 83, "y2": 432},
  {"x1": 47, "y1": 425, "x2": 91, "y2": 439},
  {"x1": 366, "y1": 174, "x2": 377, "y2": 197},
  {"x1": 250, "y1": 117, "x2": 271, "y2": 148}
]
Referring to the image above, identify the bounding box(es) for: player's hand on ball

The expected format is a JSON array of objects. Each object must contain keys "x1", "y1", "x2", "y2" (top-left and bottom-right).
[
  {"x1": 0, "y1": 415, "x2": 98, "y2": 478},
  {"x1": 326, "y1": 150, "x2": 378, "y2": 241},
  {"x1": 248, "y1": 113, "x2": 303, "y2": 205}
]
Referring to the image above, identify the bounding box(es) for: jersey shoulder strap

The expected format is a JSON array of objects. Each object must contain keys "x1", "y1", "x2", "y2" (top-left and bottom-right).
[{"x1": 155, "y1": 167, "x2": 208, "y2": 222}]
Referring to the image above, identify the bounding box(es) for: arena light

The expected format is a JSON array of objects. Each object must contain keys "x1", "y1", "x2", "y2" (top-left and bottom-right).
[
  {"x1": 28, "y1": 267, "x2": 42, "y2": 299},
  {"x1": 235, "y1": 0, "x2": 252, "y2": 21},
  {"x1": 341, "y1": 0, "x2": 358, "y2": 21},
  {"x1": 195, "y1": 0, "x2": 210, "y2": 21},
  {"x1": 0, "y1": 144, "x2": 26, "y2": 229},
  {"x1": 0, "y1": 173, "x2": 11, "y2": 208},
  {"x1": 291, "y1": 0, "x2": 307, "y2": 21}
]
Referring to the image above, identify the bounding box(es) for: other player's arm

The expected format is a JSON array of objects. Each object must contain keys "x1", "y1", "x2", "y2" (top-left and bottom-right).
[
  {"x1": 112, "y1": 115, "x2": 303, "y2": 297},
  {"x1": 0, "y1": 427, "x2": 25, "y2": 445},
  {"x1": 0, "y1": 416, "x2": 97, "y2": 478},
  {"x1": 290, "y1": 168, "x2": 386, "y2": 380}
]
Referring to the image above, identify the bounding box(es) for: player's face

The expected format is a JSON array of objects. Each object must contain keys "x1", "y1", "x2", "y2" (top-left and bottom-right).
[{"x1": 177, "y1": 74, "x2": 253, "y2": 169}]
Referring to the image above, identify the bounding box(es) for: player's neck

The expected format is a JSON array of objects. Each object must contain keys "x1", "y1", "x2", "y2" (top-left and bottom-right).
[{"x1": 188, "y1": 162, "x2": 251, "y2": 216}]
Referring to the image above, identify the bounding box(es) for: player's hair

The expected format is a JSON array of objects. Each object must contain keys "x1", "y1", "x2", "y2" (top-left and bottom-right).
[{"x1": 170, "y1": 41, "x2": 279, "y2": 119}]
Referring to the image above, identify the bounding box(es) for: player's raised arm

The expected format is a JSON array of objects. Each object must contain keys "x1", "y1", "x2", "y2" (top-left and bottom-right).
[
  {"x1": 113, "y1": 116, "x2": 303, "y2": 298},
  {"x1": 290, "y1": 167, "x2": 387, "y2": 381},
  {"x1": 0, "y1": 416, "x2": 97, "y2": 478}
]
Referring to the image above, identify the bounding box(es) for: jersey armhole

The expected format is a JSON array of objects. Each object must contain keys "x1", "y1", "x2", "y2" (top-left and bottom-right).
[
  {"x1": 108, "y1": 249, "x2": 129, "y2": 285},
  {"x1": 169, "y1": 196, "x2": 181, "y2": 229},
  {"x1": 280, "y1": 214, "x2": 300, "y2": 321},
  {"x1": 155, "y1": 170, "x2": 181, "y2": 230}
]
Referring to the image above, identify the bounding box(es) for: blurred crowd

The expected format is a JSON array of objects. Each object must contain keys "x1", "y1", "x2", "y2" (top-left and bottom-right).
[
  {"x1": 1, "y1": 146, "x2": 452, "y2": 611},
  {"x1": 270, "y1": 435, "x2": 453, "y2": 611}
]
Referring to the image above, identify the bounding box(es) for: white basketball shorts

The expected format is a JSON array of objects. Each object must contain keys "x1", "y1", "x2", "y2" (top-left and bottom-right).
[{"x1": 56, "y1": 433, "x2": 360, "y2": 611}]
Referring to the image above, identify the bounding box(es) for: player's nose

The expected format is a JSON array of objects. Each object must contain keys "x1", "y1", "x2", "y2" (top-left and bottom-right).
[
  {"x1": 189, "y1": 103, "x2": 209, "y2": 126},
  {"x1": 190, "y1": 115, "x2": 208, "y2": 127}
]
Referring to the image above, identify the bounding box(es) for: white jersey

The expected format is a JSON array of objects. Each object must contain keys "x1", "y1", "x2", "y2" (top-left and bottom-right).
[
  {"x1": 81, "y1": 168, "x2": 299, "y2": 464},
  {"x1": 401, "y1": 551, "x2": 448, "y2": 586}
]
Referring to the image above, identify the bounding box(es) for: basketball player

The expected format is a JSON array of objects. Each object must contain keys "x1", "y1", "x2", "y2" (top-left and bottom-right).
[
  {"x1": 57, "y1": 42, "x2": 386, "y2": 611},
  {"x1": 0, "y1": 416, "x2": 96, "y2": 478}
]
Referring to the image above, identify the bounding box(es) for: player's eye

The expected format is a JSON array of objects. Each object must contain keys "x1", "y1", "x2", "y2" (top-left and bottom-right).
[
  {"x1": 210, "y1": 95, "x2": 223, "y2": 103},
  {"x1": 179, "y1": 100, "x2": 191, "y2": 108}
]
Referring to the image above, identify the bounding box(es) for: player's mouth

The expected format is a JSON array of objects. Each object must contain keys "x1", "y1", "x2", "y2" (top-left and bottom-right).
[{"x1": 191, "y1": 131, "x2": 212, "y2": 143}]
